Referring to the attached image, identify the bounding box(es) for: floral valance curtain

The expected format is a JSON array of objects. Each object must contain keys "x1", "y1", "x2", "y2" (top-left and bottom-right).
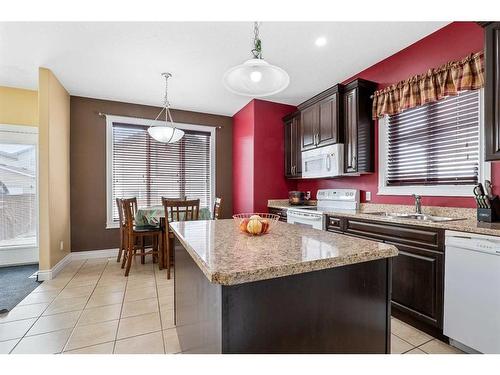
[{"x1": 372, "y1": 51, "x2": 484, "y2": 119}]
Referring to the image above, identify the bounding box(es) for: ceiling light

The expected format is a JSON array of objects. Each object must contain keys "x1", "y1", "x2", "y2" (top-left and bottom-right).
[
  {"x1": 223, "y1": 22, "x2": 289, "y2": 97},
  {"x1": 315, "y1": 37, "x2": 327, "y2": 47},
  {"x1": 147, "y1": 73, "x2": 184, "y2": 144}
]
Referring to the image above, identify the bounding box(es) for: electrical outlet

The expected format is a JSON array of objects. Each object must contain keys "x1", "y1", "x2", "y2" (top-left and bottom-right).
[
  {"x1": 60, "y1": 241, "x2": 64, "y2": 251},
  {"x1": 366, "y1": 191, "x2": 372, "y2": 201}
]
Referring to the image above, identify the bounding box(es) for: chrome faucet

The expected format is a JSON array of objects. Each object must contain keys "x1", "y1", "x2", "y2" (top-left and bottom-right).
[{"x1": 413, "y1": 194, "x2": 422, "y2": 214}]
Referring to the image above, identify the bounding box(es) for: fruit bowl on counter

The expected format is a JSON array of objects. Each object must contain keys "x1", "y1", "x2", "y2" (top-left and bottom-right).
[{"x1": 233, "y1": 213, "x2": 280, "y2": 236}]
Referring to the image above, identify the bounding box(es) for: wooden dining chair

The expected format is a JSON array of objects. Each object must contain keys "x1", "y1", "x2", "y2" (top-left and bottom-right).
[
  {"x1": 116, "y1": 197, "x2": 138, "y2": 263},
  {"x1": 162, "y1": 198, "x2": 200, "y2": 279},
  {"x1": 121, "y1": 198, "x2": 162, "y2": 277},
  {"x1": 213, "y1": 197, "x2": 222, "y2": 220}
]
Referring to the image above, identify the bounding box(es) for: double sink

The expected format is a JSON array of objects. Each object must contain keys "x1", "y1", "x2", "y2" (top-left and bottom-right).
[{"x1": 364, "y1": 212, "x2": 466, "y2": 222}]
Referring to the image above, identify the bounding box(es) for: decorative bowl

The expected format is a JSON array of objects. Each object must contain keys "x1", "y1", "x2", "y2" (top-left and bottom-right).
[{"x1": 233, "y1": 213, "x2": 280, "y2": 236}]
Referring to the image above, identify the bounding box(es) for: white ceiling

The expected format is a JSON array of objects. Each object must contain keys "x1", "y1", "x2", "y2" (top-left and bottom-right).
[{"x1": 0, "y1": 22, "x2": 448, "y2": 116}]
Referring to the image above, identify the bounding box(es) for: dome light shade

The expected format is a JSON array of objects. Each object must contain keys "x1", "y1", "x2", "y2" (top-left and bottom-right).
[
  {"x1": 147, "y1": 126, "x2": 184, "y2": 143},
  {"x1": 223, "y1": 58, "x2": 289, "y2": 97}
]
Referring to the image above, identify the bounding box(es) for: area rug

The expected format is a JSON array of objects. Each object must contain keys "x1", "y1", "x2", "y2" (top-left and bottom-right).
[{"x1": 0, "y1": 264, "x2": 41, "y2": 313}]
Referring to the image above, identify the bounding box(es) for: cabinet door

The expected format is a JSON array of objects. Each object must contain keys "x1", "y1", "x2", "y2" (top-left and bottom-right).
[
  {"x1": 343, "y1": 88, "x2": 358, "y2": 173},
  {"x1": 301, "y1": 105, "x2": 319, "y2": 150},
  {"x1": 284, "y1": 119, "x2": 293, "y2": 177},
  {"x1": 484, "y1": 22, "x2": 500, "y2": 160},
  {"x1": 389, "y1": 243, "x2": 443, "y2": 328},
  {"x1": 318, "y1": 94, "x2": 339, "y2": 147},
  {"x1": 291, "y1": 116, "x2": 302, "y2": 175}
]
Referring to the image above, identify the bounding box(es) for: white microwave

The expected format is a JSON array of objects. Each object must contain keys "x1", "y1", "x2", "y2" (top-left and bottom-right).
[{"x1": 301, "y1": 143, "x2": 344, "y2": 179}]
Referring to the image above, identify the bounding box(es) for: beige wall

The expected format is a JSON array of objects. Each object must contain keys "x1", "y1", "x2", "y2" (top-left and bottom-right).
[
  {"x1": 38, "y1": 68, "x2": 71, "y2": 271},
  {"x1": 0, "y1": 86, "x2": 38, "y2": 126}
]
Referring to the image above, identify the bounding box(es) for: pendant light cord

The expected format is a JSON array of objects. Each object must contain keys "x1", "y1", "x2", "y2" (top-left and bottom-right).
[
  {"x1": 251, "y1": 21, "x2": 262, "y2": 59},
  {"x1": 150, "y1": 72, "x2": 177, "y2": 143}
]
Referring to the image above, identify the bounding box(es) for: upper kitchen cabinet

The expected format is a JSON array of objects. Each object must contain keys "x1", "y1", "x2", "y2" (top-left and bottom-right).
[
  {"x1": 283, "y1": 112, "x2": 302, "y2": 178},
  {"x1": 298, "y1": 84, "x2": 343, "y2": 151},
  {"x1": 343, "y1": 79, "x2": 377, "y2": 174},
  {"x1": 483, "y1": 22, "x2": 500, "y2": 161}
]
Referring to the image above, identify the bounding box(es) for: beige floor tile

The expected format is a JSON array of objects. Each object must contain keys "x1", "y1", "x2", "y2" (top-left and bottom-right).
[
  {"x1": 163, "y1": 328, "x2": 181, "y2": 354},
  {"x1": 114, "y1": 331, "x2": 164, "y2": 354},
  {"x1": 94, "y1": 282, "x2": 127, "y2": 294},
  {"x1": 0, "y1": 338, "x2": 19, "y2": 354},
  {"x1": 126, "y1": 279, "x2": 156, "y2": 289},
  {"x1": 43, "y1": 296, "x2": 88, "y2": 316},
  {"x1": 405, "y1": 348, "x2": 427, "y2": 354},
  {"x1": 117, "y1": 312, "x2": 161, "y2": 340},
  {"x1": 86, "y1": 291, "x2": 124, "y2": 308},
  {"x1": 27, "y1": 311, "x2": 80, "y2": 336},
  {"x1": 19, "y1": 290, "x2": 60, "y2": 305},
  {"x1": 159, "y1": 295, "x2": 174, "y2": 309},
  {"x1": 65, "y1": 278, "x2": 99, "y2": 289},
  {"x1": 63, "y1": 341, "x2": 115, "y2": 354},
  {"x1": 391, "y1": 318, "x2": 432, "y2": 347},
  {"x1": 65, "y1": 319, "x2": 119, "y2": 351},
  {"x1": 419, "y1": 339, "x2": 464, "y2": 354},
  {"x1": 11, "y1": 328, "x2": 72, "y2": 354},
  {"x1": 121, "y1": 297, "x2": 158, "y2": 318},
  {"x1": 124, "y1": 286, "x2": 157, "y2": 302},
  {"x1": 0, "y1": 318, "x2": 36, "y2": 341},
  {"x1": 391, "y1": 334, "x2": 413, "y2": 354},
  {"x1": 79, "y1": 304, "x2": 121, "y2": 326},
  {"x1": 0, "y1": 303, "x2": 49, "y2": 323},
  {"x1": 58, "y1": 285, "x2": 95, "y2": 299},
  {"x1": 160, "y1": 307, "x2": 175, "y2": 329}
]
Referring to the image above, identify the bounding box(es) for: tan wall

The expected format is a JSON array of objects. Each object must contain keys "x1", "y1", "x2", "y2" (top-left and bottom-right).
[
  {"x1": 38, "y1": 68, "x2": 71, "y2": 271},
  {"x1": 0, "y1": 86, "x2": 38, "y2": 126},
  {"x1": 70, "y1": 96, "x2": 233, "y2": 251}
]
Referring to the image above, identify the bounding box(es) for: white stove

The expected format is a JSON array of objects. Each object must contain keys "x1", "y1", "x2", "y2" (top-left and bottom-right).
[{"x1": 287, "y1": 189, "x2": 360, "y2": 230}]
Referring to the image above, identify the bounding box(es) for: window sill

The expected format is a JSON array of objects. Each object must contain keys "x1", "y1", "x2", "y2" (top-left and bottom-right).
[
  {"x1": 377, "y1": 185, "x2": 474, "y2": 197},
  {"x1": 106, "y1": 222, "x2": 120, "y2": 230}
]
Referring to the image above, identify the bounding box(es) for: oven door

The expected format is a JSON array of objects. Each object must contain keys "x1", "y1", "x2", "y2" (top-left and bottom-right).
[{"x1": 286, "y1": 210, "x2": 324, "y2": 230}]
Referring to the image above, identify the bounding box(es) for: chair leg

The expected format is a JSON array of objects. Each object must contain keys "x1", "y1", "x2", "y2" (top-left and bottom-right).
[
  {"x1": 140, "y1": 237, "x2": 145, "y2": 264},
  {"x1": 117, "y1": 231, "x2": 125, "y2": 262},
  {"x1": 121, "y1": 245, "x2": 128, "y2": 269},
  {"x1": 124, "y1": 244, "x2": 134, "y2": 277},
  {"x1": 158, "y1": 232, "x2": 164, "y2": 270}
]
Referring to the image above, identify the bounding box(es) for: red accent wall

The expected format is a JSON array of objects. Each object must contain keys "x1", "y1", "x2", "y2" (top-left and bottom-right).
[
  {"x1": 232, "y1": 99, "x2": 297, "y2": 214},
  {"x1": 295, "y1": 21, "x2": 490, "y2": 208}
]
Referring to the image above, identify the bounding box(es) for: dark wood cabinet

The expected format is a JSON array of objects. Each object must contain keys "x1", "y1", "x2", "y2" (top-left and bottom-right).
[
  {"x1": 483, "y1": 22, "x2": 500, "y2": 161},
  {"x1": 284, "y1": 113, "x2": 302, "y2": 178},
  {"x1": 325, "y1": 215, "x2": 445, "y2": 338},
  {"x1": 343, "y1": 79, "x2": 377, "y2": 174},
  {"x1": 268, "y1": 207, "x2": 288, "y2": 222},
  {"x1": 298, "y1": 85, "x2": 343, "y2": 151}
]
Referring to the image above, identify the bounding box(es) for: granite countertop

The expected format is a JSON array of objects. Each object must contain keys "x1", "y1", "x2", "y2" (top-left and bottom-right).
[
  {"x1": 169, "y1": 219, "x2": 398, "y2": 286},
  {"x1": 268, "y1": 200, "x2": 500, "y2": 237}
]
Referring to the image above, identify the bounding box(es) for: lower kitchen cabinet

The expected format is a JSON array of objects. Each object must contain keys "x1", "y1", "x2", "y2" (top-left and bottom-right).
[
  {"x1": 326, "y1": 215, "x2": 445, "y2": 338},
  {"x1": 268, "y1": 207, "x2": 288, "y2": 222}
]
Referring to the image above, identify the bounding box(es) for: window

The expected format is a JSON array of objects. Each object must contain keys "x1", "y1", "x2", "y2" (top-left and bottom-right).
[
  {"x1": 378, "y1": 89, "x2": 489, "y2": 196},
  {"x1": 106, "y1": 116, "x2": 215, "y2": 228}
]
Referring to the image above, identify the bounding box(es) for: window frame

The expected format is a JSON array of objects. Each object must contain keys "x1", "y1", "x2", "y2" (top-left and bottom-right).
[
  {"x1": 105, "y1": 115, "x2": 216, "y2": 229},
  {"x1": 378, "y1": 89, "x2": 490, "y2": 197}
]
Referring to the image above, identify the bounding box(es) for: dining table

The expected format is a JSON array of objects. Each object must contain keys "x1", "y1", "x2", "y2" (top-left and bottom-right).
[{"x1": 135, "y1": 205, "x2": 212, "y2": 268}]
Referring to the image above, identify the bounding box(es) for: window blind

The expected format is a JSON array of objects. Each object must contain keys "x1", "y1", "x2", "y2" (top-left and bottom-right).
[
  {"x1": 385, "y1": 90, "x2": 480, "y2": 186},
  {"x1": 112, "y1": 123, "x2": 212, "y2": 221}
]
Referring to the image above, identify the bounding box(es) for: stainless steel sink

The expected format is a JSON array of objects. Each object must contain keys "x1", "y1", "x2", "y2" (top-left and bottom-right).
[{"x1": 364, "y1": 212, "x2": 466, "y2": 222}]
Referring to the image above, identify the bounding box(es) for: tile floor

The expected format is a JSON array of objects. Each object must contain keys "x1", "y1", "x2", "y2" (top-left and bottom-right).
[{"x1": 0, "y1": 256, "x2": 464, "y2": 354}]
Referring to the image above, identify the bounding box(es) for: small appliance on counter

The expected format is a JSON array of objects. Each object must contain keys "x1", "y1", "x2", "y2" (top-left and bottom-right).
[
  {"x1": 288, "y1": 191, "x2": 305, "y2": 205},
  {"x1": 287, "y1": 189, "x2": 360, "y2": 230},
  {"x1": 474, "y1": 180, "x2": 500, "y2": 222}
]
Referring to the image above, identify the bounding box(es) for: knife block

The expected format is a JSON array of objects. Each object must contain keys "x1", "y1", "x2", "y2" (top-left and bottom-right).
[{"x1": 477, "y1": 196, "x2": 500, "y2": 222}]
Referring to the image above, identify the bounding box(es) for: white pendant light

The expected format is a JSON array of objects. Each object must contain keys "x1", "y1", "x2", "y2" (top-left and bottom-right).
[
  {"x1": 147, "y1": 72, "x2": 184, "y2": 143},
  {"x1": 223, "y1": 22, "x2": 290, "y2": 97}
]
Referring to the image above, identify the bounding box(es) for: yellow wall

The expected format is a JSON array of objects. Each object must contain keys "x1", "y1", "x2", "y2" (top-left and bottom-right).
[
  {"x1": 0, "y1": 86, "x2": 38, "y2": 126},
  {"x1": 38, "y1": 68, "x2": 71, "y2": 271}
]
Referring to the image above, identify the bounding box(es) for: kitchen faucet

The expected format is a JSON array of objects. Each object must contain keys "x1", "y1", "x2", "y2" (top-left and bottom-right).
[{"x1": 413, "y1": 194, "x2": 422, "y2": 214}]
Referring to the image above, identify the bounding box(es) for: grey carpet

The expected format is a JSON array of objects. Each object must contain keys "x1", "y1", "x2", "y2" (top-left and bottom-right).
[{"x1": 0, "y1": 264, "x2": 42, "y2": 313}]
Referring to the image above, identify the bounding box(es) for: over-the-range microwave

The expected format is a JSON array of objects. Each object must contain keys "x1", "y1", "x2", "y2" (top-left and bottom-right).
[{"x1": 302, "y1": 143, "x2": 344, "y2": 179}]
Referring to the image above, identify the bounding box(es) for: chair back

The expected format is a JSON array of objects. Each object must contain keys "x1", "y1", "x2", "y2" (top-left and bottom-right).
[
  {"x1": 213, "y1": 197, "x2": 222, "y2": 219},
  {"x1": 122, "y1": 198, "x2": 138, "y2": 234},
  {"x1": 116, "y1": 198, "x2": 125, "y2": 230},
  {"x1": 162, "y1": 198, "x2": 200, "y2": 225}
]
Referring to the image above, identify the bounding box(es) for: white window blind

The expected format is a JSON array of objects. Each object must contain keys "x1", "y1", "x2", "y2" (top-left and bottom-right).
[
  {"x1": 111, "y1": 123, "x2": 213, "y2": 221},
  {"x1": 385, "y1": 90, "x2": 480, "y2": 187}
]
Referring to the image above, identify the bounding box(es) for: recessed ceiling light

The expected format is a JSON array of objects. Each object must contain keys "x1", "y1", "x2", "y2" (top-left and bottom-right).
[{"x1": 315, "y1": 37, "x2": 327, "y2": 47}]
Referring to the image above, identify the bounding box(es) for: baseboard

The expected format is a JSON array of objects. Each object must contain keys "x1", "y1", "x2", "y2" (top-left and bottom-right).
[{"x1": 37, "y1": 248, "x2": 119, "y2": 281}]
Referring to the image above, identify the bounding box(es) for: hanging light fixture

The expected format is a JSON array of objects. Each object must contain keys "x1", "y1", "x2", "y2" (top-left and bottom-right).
[
  {"x1": 223, "y1": 22, "x2": 290, "y2": 97},
  {"x1": 147, "y1": 72, "x2": 184, "y2": 143}
]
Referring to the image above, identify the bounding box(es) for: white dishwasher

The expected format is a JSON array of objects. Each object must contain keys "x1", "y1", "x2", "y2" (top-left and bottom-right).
[{"x1": 444, "y1": 230, "x2": 500, "y2": 354}]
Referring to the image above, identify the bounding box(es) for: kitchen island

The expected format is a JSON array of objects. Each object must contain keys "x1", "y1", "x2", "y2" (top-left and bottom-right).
[{"x1": 170, "y1": 219, "x2": 398, "y2": 354}]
